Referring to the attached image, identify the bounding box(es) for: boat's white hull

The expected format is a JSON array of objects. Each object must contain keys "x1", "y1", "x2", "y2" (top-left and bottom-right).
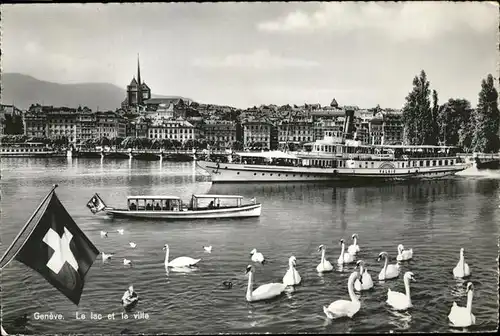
[
  {"x1": 105, "y1": 204, "x2": 261, "y2": 219},
  {"x1": 196, "y1": 161, "x2": 470, "y2": 183}
]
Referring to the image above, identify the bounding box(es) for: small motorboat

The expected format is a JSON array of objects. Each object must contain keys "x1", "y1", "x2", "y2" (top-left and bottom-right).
[{"x1": 87, "y1": 193, "x2": 261, "y2": 220}]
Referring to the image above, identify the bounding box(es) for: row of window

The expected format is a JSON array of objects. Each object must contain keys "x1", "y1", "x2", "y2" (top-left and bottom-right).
[
  {"x1": 151, "y1": 129, "x2": 194, "y2": 133},
  {"x1": 150, "y1": 135, "x2": 195, "y2": 139}
]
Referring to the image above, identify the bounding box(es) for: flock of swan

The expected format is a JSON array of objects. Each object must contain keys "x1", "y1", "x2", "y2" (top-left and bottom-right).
[{"x1": 99, "y1": 230, "x2": 476, "y2": 328}]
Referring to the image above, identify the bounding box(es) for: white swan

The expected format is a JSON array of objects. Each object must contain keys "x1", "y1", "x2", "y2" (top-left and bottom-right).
[
  {"x1": 316, "y1": 245, "x2": 334, "y2": 273},
  {"x1": 338, "y1": 239, "x2": 356, "y2": 265},
  {"x1": 117, "y1": 229, "x2": 125, "y2": 235},
  {"x1": 448, "y1": 282, "x2": 476, "y2": 327},
  {"x1": 101, "y1": 252, "x2": 113, "y2": 261},
  {"x1": 396, "y1": 244, "x2": 413, "y2": 261},
  {"x1": 245, "y1": 265, "x2": 286, "y2": 302},
  {"x1": 354, "y1": 260, "x2": 374, "y2": 291},
  {"x1": 250, "y1": 248, "x2": 266, "y2": 264},
  {"x1": 203, "y1": 245, "x2": 212, "y2": 253},
  {"x1": 121, "y1": 285, "x2": 139, "y2": 309},
  {"x1": 163, "y1": 244, "x2": 201, "y2": 268},
  {"x1": 378, "y1": 252, "x2": 400, "y2": 280},
  {"x1": 123, "y1": 258, "x2": 132, "y2": 266},
  {"x1": 347, "y1": 233, "x2": 361, "y2": 255},
  {"x1": 386, "y1": 271, "x2": 415, "y2": 310},
  {"x1": 323, "y1": 271, "x2": 362, "y2": 319},
  {"x1": 283, "y1": 256, "x2": 301, "y2": 286},
  {"x1": 129, "y1": 242, "x2": 137, "y2": 248},
  {"x1": 453, "y1": 248, "x2": 471, "y2": 278},
  {"x1": 100, "y1": 231, "x2": 108, "y2": 238}
]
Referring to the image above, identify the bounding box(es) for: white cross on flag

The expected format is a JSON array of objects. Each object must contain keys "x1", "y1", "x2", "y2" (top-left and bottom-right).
[{"x1": 0, "y1": 186, "x2": 100, "y2": 305}]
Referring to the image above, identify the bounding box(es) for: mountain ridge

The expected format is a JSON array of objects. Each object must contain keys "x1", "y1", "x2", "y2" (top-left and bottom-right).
[{"x1": 1, "y1": 73, "x2": 192, "y2": 111}]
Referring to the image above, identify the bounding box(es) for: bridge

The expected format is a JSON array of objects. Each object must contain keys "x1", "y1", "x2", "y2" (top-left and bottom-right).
[{"x1": 67, "y1": 148, "x2": 230, "y2": 159}]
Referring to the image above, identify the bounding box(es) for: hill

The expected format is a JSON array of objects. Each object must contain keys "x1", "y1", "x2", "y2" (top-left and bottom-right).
[{"x1": 0, "y1": 73, "x2": 192, "y2": 111}]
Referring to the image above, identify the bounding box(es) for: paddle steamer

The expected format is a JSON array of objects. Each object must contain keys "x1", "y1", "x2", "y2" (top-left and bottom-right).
[
  {"x1": 196, "y1": 133, "x2": 471, "y2": 183},
  {"x1": 0, "y1": 142, "x2": 57, "y2": 157}
]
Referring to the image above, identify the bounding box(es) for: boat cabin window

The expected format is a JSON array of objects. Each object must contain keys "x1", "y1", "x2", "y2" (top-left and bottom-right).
[{"x1": 128, "y1": 198, "x2": 182, "y2": 211}]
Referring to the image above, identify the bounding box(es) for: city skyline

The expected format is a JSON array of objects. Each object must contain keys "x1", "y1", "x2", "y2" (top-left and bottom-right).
[{"x1": 2, "y1": 2, "x2": 498, "y2": 109}]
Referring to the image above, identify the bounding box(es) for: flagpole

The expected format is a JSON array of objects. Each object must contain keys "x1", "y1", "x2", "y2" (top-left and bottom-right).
[{"x1": 0, "y1": 184, "x2": 58, "y2": 269}]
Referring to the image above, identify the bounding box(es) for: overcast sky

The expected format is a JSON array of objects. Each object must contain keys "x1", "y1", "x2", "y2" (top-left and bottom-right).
[{"x1": 2, "y1": 2, "x2": 498, "y2": 109}]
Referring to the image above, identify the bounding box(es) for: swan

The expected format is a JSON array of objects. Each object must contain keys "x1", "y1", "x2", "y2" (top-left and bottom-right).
[
  {"x1": 316, "y1": 245, "x2": 334, "y2": 273},
  {"x1": 338, "y1": 239, "x2": 356, "y2": 265},
  {"x1": 347, "y1": 233, "x2": 361, "y2": 255},
  {"x1": 163, "y1": 244, "x2": 201, "y2": 268},
  {"x1": 448, "y1": 282, "x2": 476, "y2": 327},
  {"x1": 121, "y1": 285, "x2": 139, "y2": 309},
  {"x1": 396, "y1": 244, "x2": 413, "y2": 262},
  {"x1": 323, "y1": 271, "x2": 362, "y2": 319},
  {"x1": 100, "y1": 231, "x2": 108, "y2": 238},
  {"x1": 245, "y1": 265, "x2": 286, "y2": 302},
  {"x1": 354, "y1": 260, "x2": 374, "y2": 291},
  {"x1": 101, "y1": 252, "x2": 113, "y2": 261},
  {"x1": 203, "y1": 246, "x2": 212, "y2": 253},
  {"x1": 283, "y1": 256, "x2": 301, "y2": 286},
  {"x1": 123, "y1": 258, "x2": 132, "y2": 266},
  {"x1": 250, "y1": 248, "x2": 266, "y2": 264},
  {"x1": 117, "y1": 229, "x2": 125, "y2": 235},
  {"x1": 129, "y1": 242, "x2": 137, "y2": 248},
  {"x1": 386, "y1": 271, "x2": 415, "y2": 310},
  {"x1": 453, "y1": 248, "x2": 471, "y2": 278},
  {"x1": 378, "y1": 252, "x2": 400, "y2": 280},
  {"x1": 1, "y1": 324, "x2": 7, "y2": 336}
]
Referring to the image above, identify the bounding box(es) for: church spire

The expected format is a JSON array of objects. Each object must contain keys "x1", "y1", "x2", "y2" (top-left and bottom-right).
[
  {"x1": 136, "y1": 53, "x2": 142, "y2": 108},
  {"x1": 137, "y1": 53, "x2": 142, "y2": 86}
]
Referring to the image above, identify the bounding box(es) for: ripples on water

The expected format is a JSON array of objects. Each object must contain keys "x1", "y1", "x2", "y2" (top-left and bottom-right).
[{"x1": 0, "y1": 158, "x2": 498, "y2": 334}]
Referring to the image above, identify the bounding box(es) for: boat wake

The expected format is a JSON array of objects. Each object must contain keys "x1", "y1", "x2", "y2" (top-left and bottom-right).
[{"x1": 456, "y1": 166, "x2": 500, "y2": 178}]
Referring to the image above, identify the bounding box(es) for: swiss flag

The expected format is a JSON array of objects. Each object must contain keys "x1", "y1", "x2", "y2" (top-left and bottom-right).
[{"x1": 0, "y1": 187, "x2": 100, "y2": 305}]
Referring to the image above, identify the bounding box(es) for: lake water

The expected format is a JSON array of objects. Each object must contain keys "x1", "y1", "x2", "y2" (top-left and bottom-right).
[{"x1": 0, "y1": 158, "x2": 498, "y2": 334}]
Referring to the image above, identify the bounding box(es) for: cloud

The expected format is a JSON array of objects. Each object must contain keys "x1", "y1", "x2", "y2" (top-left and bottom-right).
[
  {"x1": 192, "y1": 49, "x2": 320, "y2": 70},
  {"x1": 257, "y1": 2, "x2": 498, "y2": 40}
]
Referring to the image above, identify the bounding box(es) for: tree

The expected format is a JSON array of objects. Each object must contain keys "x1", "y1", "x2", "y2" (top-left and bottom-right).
[
  {"x1": 458, "y1": 104, "x2": 475, "y2": 152},
  {"x1": 471, "y1": 74, "x2": 500, "y2": 153},
  {"x1": 2, "y1": 114, "x2": 24, "y2": 135},
  {"x1": 438, "y1": 99, "x2": 471, "y2": 147},
  {"x1": 231, "y1": 140, "x2": 244, "y2": 151},
  {"x1": 401, "y1": 70, "x2": 436, "y2": 145},
  {"x1": 430, "y1": 90, "x2": 439, "y2": 145}
]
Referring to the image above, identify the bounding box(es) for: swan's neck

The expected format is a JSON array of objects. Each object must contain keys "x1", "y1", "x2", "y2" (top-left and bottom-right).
[
  {"x1": 466, "y1": 290, "x2": 473, "y2": 313},
  {"x1": 289, "y1": 263, "x2": 296, "y2": 283},
  {"x1": 353, "y1": 237, "x2": 357, "y2": 246},
  {"x1": 404, "y1": 277, "x2": 412, "y2": 304},
  {"x1": 348, "y1": 275, "x2": 358, "y2": 303},
  {"x1": 459, "y1": 253, "x2": 465, "y2": 273},
  {"x1": 165, "y1": 247, "x2": 170, "y2": 265},
  {"x1": 383, "y1": 256, "x2": 388, "y2": 274},
  {"x1": 340, "y1": 244, "x2": 345, "y2": 258},
  {"x1": 321, "y1": 249, "x2": 326, "y2": 267},
  {"x1": 246, "y1": 272, "x2": 254, "y2": 300},
  {"x1": 359, "y1": 265, "x2": 364, "y2": 275}
]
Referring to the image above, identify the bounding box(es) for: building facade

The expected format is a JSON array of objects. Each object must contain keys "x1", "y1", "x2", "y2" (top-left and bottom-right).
[
  {"x1": 202, "y1": 120, "x2": 238, "y2": 148},
  {"x1": 242, "y1": 121, "x2": 272, "y2": 149},
  {"x1": 148, "y1": 118, "x2": 197, "y2": 142}
]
